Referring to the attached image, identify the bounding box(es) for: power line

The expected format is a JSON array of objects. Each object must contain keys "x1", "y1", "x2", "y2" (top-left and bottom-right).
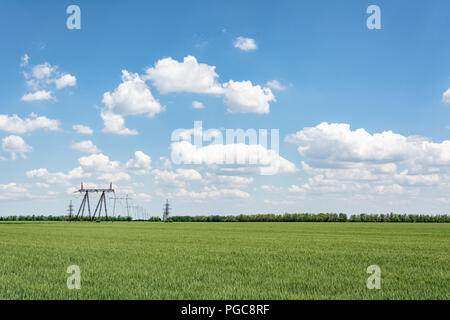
[{"x1": 109, "y1": 194, "x2": 132, "y2": 217}]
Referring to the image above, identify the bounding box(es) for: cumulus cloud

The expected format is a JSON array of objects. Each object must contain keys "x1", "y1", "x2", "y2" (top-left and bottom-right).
[
  {"x1": 97, "y1": 172, "x2": 131, "y2": 182},
  {"x1": 103, "y1": 70, "x2": 163, "y2": 117},
  {"x1": 0, "y1": 182, "x2": 30, "y2": 200},
  {"x1": 159, "y1": 156, "x2": 172, "y2": 169},
  {"x1": 21, "y1": 56, "x2": 77, "y2": 102},
  {"x1": 101, "y1": 70, "x2": 164, "y2": 135},
  {"x1": 285, "y1": 122, "x2": 450, "y2": 196},
  {"x1": 36, "y1": 182, "x2": 50, "y2": 188},
  {"x1": 170, "y1": 140, "x2": 297, "y2": 175},
  {"x1": 204, "y1": 173, "x2": 253, "y2": 188},
  {"x1": 172, "y1": 186, "x2": 250, "y2": 200},
  {"x1": 192, "y1": 100, "x2": 204, "y2": 109},
  {"x1": 31, "y1": 62, "x2": 56, "y2": 79},
  {"x1": 443, "y1": 88, "x2": 450, "y2": 104},
  {"x1": 20, "y1": 54, "x2": 30, "y2": 67},
  {"x1": 153, "y1": 168, "x2": 202, "y2": 187},
  {"x1": 26, "y1": 151, "x2": 155, "y2": 186},
  {"x1": 21, "y1": 90, "x2": 53, "y2": 102},
  {"x1": 100, "y1": 111, "x2": 138, "y2": 136},
  {"x1": 134, "y1": 193, "x2": 152, "y2": 201},
  {"x1": 222, "y1": 80, "x2": 275, "y2": 114},
  {"x1": 126, "y1": 151, "x2": 152, "y2": 175},
  {"x1": 144, "y1": 55, "x2": 277, "y2": 114},
  {"x1": 0, "y1": 113, "x2": 60, "y2": 134},
  {"x1": 144, "y1": 56, "x2": 223, "y2": 94},
  {"x1": 54, "y1": 74, "x2": 77, "y2": 89},
  {"x1": 266, "y1": 80, "x2": 286, "y2": 91},
  {"x1": 260, "y1": 184, "x2": 282, "y2": 192},
  {"x1": 233, "y1": 37, "x2": 258, "y2": 51},
  {"x1": 26, "y1": 167, "x2": 88, "y2": 185},
  {"x1": 286, "y1": 122, "x2": 450, "y2": 166},
  {"x1": 78, "y1": 153, "x2": 121, "y2": 173},
  {"x1": 70, "y1": 140, "x2": 101, "y2": 154},
  {"x1": 72, "y1": 124, "x2": 93, "y2": 135},
  {"x1": 0, "y1": 182, "x2": 28, "y2": 193},
  {"x1": 2, "y1": 135, "x2": 32, "y2": 160}
]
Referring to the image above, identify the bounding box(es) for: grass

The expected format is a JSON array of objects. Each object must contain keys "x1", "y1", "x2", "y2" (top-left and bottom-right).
[{"x1": 0, "y1": 222, "x2": 448, "y2": 300}]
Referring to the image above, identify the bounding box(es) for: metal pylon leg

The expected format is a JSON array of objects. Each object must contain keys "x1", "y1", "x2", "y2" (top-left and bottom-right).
[
  {"x1": 103, "y1": 191, "x2": 108, "y2": 221},
  {"x1": 75, "y1": 193, "x2": 87, "y2": 221},
  {"x1": 86, "y1": 191, "x2": 91, "y2": 219},
  {"x1": 98, "y1": 192, "x2": 104, "y2": 220},
  {"x1": 93, "y1": 192, "x2": 102, "y2": 221}
]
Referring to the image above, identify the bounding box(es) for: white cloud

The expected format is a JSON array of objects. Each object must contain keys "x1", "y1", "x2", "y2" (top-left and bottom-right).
[
  {"x1": 174, "y1": 124, "x2": 222, "y2": 142},
  {"x1": 21, "y1": 90, "x2": 53, "y2": 102},
  {"x1": 134, "y1": 193, "x2": 152, "y2": 201},
  {"x1": 170, "y1": 140, "x2": 297, "y2": 175},
  {"x1": 54, "y1": 74, "x2": 77, "y2": 89},
  {"x1": 20, "y1": 54, "x2": 30, "y2": 67},
  {"x1": 21, "y1": 57, "x2": 77, "y2": 102},
  {"x1": 2, "y1": 135, "x2": 32, "y2": 160},
  {"x1": 78, "y1": 153, "x2": 121, "y2": 173},
  {"x1": 153, "y1": 168, "x2": 202, "y2": 187},
  {"x1": 285, "y1": 122, "x2": 450, "y2": 196},
  {"x1": 101, "y1": 70, "x2": 164, "y2": 135},
  {"x1": 100, "y1": 111, "x2": 138, "y2": 136},
  {"x1": 204, "y1": 173, "x2": 253, "y2": 188},
  {"x1": 26, "y1": 152, "x2": 142, "y2": 185},
  {"x1": 71, "y1": 140, "x2": 101, "y2": 154},
  {"x1": 260, "y1": 184, "x2": 282, "y2": 192},
  {"x1": 233, "y1": 37, "x2": 257, "y2": 51},
  {"x1": 26, "y1": 168, "x2": 50, "y2": 179},
  {"x1": 288, "y1": 185, "x2": 307, "y2": 193},
  {"x1": 36, "y1": 182, "x2": 50, "y2": 188},
  {"x1": 145, "y1": 55, "x2": 277, "y2": 114},
  {"x1": 126, "y1": 151, "x2": 152, "y2": 175},
  {"x1": 222, "y1": 80, "x2": 275, "y2": 114},
  {"x1": 103, "y1": 70, "x2": 164, "y2": 117},
  {"x1": 443, "y1": 88, "x2": 450, "y2": 104},
  {"x1": 32, "y1": 62, "x2": 56, "y2": 79},
  {"x1": 144, "y1": 56, "x2": 223, "y2": 94},
  {"x1": 27, "y1": 167, "x2": 88, "y2": 185},
  {"x1": 97, "y1": 172, "x2": 131, "y2": 182},
  {"x1": 285, "y1": 122, "x2": 450, "y2": 166},
  {"x1": 72, "y1": 124, "x2": 93, "y2": 135},
  {"x1": 266, "y1": 80, "x2": 286, "y2": 91},
  {"x1": 192, "y1": 100, "x2": 204, "y2": 109},
  {"x1": 0, "y1": 182, "x2": 30, "y2": 200},
  {"x1": 0, "y1": 113, "x2": 60, "y2": 134},
  {"x1": 172, "y1": 186, "x2": 250, "y2": 200},
  {"x1": 159, "y1": 156, "x2": 172, "y2": 169},
  {"x1": 0, "y1": 182, "x2": 28, "y2": 193}
]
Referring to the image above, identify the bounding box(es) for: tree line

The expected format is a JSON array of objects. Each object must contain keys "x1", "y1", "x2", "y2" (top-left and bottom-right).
[
  {"x1": 168, "y1": 213, "x2": 449, "y2": 223},
  {"x1": 0, "y1": 213, "x2": 448, "y2": 223}
]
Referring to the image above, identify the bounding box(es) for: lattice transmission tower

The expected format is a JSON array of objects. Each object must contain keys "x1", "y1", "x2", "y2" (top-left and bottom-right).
[
  {"x1": 71, "y1": 183, "x2": 115, "y2": 221},
  {"x1": 163, "y1": 199, "x2": 170, "y2": 221},
  {"x1": 67, "y1": 200, "x2": 74, "y2": 219}
]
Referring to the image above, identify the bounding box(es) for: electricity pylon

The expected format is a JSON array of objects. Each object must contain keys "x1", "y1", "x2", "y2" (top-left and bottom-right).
[
  {"x1": 163, "y1": 199, "x2": 170, "y2": 221},
  {"x1": 73, "y1": 183, "x2": 115, "y2": 221}
]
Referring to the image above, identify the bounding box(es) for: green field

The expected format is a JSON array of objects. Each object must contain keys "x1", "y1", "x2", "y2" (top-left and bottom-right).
[{"x1": 0, "y1": 222, "x2": 448, "y2": 299}]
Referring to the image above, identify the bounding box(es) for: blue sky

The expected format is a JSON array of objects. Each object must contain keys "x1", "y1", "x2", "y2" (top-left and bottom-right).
[{"x1": 1, "y1": 0, "x2": 450, "y2": 217}]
